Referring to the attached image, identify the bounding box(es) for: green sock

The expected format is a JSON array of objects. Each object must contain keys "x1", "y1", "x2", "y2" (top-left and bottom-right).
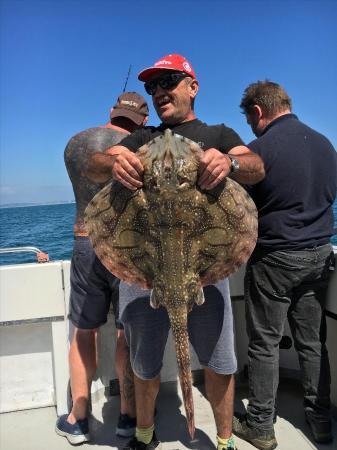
[
  {"x1": 217, "y1": 434, "x2": 236, "y2": 449},
  {"x1": 135, "y1": 424, "x2": 155, "y2": 445}
]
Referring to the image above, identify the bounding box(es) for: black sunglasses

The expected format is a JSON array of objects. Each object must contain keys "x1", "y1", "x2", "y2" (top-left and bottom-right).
[{"x1": 144, "y1": 72, "x2": 189, "y2": 96}]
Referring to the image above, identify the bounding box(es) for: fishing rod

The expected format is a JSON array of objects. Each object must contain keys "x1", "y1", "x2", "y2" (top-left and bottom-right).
[{"x1": 122, "y1": 65, "x2": 132, "y2": 92}]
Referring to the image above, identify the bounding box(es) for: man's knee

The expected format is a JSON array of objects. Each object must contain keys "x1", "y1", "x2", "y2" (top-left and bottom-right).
[
  {"x1": 116, "y1": 329, "x2": 127, "y2": 343},
  {"x1": 71, "y1": 327, "x2": 98, "y2": 347},
  {"x1": 204, "y1": 367, "x2": 235, "y2": 382},
  {"x1": 134, "y1": 373, "x2": 161, "y2": 386},
  {"x1": 131, "y1": 363, "x2": 163, "y2": 381}
]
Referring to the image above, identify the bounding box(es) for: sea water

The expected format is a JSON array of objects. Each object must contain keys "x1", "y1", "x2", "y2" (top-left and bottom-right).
[
  {"x1": 0, "y1": 201, "x2": 337, "y2": 265},
  {"x1": 0, "y1": 203, "x2": 75, "y2": 265}
]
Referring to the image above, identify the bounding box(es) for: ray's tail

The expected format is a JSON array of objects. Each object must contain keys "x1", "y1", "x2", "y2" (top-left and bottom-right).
[{"x1": 168, "y1": 310, "x2": 195, "y2": 438}]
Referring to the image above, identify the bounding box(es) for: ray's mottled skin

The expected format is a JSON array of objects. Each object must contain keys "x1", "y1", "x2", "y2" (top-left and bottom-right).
[{"x1": 85, "y1": 129, "x2": 258, "y2": 437}]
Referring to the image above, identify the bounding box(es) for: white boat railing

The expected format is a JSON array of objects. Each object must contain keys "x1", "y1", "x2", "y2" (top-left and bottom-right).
[{"x1": 0, "y1": 246, "x2": 43, "y2": 255}]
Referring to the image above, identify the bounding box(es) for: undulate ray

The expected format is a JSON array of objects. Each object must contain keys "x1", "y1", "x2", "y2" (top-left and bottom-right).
[{"x1": 85, "y1": 129, "x2": 258, "y2": 437}]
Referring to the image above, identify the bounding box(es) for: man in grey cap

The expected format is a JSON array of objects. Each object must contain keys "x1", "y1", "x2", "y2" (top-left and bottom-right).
[{"x1": 55, "y1": 92, "x2": 149, "y2": 445}]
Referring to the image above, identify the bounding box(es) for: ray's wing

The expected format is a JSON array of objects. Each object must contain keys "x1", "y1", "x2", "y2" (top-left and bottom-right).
[
  {"x1": 85, "y1": 178, "x2": 157, "y2": 288},
  {"x1": 188, "y1": 178, "x2": 258, "y2": 285}
]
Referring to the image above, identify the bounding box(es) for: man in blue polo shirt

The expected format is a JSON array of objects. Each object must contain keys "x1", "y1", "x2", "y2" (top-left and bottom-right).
[{"x1": 233, "y1": 80, "x2": 337, "y2": 450}]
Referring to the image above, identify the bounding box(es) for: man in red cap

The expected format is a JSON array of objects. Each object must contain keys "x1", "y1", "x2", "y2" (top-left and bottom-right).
[
  {"x1": 87, "y1": 55, "x2": 265, "y2": 450},
  {"x1": 56, "y1": 92, "x2": 149, "y2": 445}
]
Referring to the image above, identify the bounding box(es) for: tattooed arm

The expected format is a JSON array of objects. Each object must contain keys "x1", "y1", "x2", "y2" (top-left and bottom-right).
[{"x1": 86, "y1": 145, "x2": 143, "y2": 190}]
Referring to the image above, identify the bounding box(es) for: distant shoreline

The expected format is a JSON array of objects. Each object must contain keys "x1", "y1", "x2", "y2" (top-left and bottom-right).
[{"x1": 0, "y1": 201, "x2": 75, "y2": 209}]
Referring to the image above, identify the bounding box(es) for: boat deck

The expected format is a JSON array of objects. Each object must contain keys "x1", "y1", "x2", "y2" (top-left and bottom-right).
[{"x1": 1, "y1": 377, "x2": 336, "y2": 450}]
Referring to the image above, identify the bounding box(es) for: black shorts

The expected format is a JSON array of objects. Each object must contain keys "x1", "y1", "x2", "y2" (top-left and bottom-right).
[{"x1": 69, "y1": 237, "x2": 122, "y2": 329}]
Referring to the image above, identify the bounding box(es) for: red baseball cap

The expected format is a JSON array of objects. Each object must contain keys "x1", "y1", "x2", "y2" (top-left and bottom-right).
[{"x1": 138, "y1": 54, "x2": 196, "y2": 81}]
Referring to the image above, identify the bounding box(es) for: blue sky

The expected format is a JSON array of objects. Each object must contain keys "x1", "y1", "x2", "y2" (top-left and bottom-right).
[{"x1": 1, "y1": 0, "x2": 336, "y2": 205}]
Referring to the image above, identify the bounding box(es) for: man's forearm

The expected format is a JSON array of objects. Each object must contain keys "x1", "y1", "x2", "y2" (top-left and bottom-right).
[{"x1": 228, "y1": 148, "x2": 265, "y2": 185}]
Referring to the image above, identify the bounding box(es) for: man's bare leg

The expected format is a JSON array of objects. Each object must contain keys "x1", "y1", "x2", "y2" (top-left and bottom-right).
[
  {"x1": 115, "y1": 329, "x2": 136, "y2": 416},
  {"x1": 204, "y1": 368, "x2": 235, "y2": 439},
  {"x1": 67, "y1": 327, "x2": 97, "y2": 424},
  {"x1": 134, "y1": 374, "x2": 160, "y2": 428}
]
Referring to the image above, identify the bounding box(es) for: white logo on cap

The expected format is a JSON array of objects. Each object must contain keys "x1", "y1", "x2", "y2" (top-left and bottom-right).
[
  {"x1": 121, "y1": 100, "x2": 138, "y2": 108},
  {"x1": 155, "y1": 60, "x2": 172, "y2": 66},
  {"x1": 182, "y1": 62, "x2": 192, "y2": 73}
]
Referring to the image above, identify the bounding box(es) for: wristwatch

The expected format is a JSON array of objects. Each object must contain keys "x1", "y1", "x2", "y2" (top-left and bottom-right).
[{"x1": 227, "y1": 154, "x2": 240, "y2": 173}]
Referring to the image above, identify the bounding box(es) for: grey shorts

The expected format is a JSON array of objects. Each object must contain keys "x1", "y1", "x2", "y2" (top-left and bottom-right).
[
  {"x1": 69, "y1": 237, "x2": 122, "y2": 329},
  {"x1": 119, "y1": 279, "x2": 237, "y2": 379}
]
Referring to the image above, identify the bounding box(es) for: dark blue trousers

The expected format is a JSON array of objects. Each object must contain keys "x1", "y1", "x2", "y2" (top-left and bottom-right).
[{"x1": 244, "y1": 243, "x2": 334, "y2": 430}]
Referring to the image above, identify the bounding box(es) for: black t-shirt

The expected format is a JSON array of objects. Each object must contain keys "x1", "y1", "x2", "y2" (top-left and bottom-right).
[
  {"x1": 120, "y1": 119, "x2": 244, "y2": 153},
  {"x1": 247, "y1": 114, "x2": 337, "y2": 250}
]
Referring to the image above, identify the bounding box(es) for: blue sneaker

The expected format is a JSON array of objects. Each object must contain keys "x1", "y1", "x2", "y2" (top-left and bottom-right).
[
  {"x1": 116, "y1": 413, "x2": 137, "y2": 437},
  {"x1": 55, "y1": 414, "x2": 90, "y2": 445}
]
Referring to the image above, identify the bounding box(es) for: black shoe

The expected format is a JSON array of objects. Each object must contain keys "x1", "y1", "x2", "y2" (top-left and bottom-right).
[
  {"x1": 123, "y1": 432, "x2": 162, "y2": 449},
  {"x1": 305, "y1": 410, "x2": 333, "y2": 443},
  {"x1": 116, "y1": 413, "x2": 137, "y2": 438},
  {"x1": 55, "y1": 414, "x2": 90, "y2": 445},
  {"x1": 232, "y1": 414, "x2": 277, "y2": 450}
]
